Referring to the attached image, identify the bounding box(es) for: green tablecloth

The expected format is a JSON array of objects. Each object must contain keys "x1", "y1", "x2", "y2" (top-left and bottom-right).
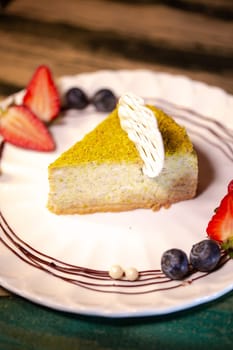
[{"x1": 0, "y1": 291, "x2": 233, "y2": 349}]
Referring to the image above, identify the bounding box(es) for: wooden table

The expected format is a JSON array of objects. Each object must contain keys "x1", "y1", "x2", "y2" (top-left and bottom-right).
[
  {"x1": 0, "y1": 0, "x2": 233, "y2": 100},
  {"x1": 0, "y1": 1, "x2": 233, "y2": 349}
]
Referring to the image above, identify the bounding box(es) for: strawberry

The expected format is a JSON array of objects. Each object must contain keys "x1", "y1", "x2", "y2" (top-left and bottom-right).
[
  {"x1": 0, "y1": 105, "x2": 55, "y2": 151},
  {"x1": 206, "y1": 181, "x2": 233, "y2": 243},
  {"x1": 23, "y1": 65, "x2": 60, "y2": 122},
  {"x1": 228, "y1": 180, "x2": 233, "y2": 194}
]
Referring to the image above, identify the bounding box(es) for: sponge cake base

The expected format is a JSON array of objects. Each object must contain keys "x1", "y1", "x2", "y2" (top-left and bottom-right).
[{"x1": 48, "y1": 152, "x2": 198, "y2": 214}]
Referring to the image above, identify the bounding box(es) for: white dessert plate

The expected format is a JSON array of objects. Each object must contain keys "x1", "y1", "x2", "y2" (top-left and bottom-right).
[{"x1": 0, "y1": 70, "x2": 233, "y2": 318}]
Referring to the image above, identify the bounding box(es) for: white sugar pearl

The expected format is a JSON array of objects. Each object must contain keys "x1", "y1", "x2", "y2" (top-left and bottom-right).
[
  {"x1": 125, "y1": 267, "x2": 139, "y2": 281},
  {"x1": 109, "y1": 265, "x2": 124, "y2": 280}
]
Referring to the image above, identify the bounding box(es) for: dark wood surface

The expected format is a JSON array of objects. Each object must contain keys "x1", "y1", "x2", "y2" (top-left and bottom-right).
[{"x1": 0, "y1": 0, "x2": 233, "y2": 101}]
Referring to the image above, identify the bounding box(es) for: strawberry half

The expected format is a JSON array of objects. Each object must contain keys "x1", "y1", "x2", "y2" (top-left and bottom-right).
[
  {"x1": 228, "y1": 179, "x2": 233, "y2": 194},
  {"x1": 23, "y1": 65, "x2": 60, "y2": 122},
  {"x1": 206, "y1": 181, "x2": 233, "y2": 243},
  {"x1": 0, "y1": 105, "x2": 55, "y2": 151}
]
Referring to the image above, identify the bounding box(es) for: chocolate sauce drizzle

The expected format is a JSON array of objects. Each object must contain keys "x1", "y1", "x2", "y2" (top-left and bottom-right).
[
  {"x1": 151, "y1": 97, "x2": 233, "y2": 162},
  {"x1": 0, "y1": 210, "x2": 230, "y2": 295},
  {"x1": 0, "y1": 140, "x2": 5, "y2": 169},
  {"x1": 0, "y1": 100, "x2": 232, "y2": 295}
]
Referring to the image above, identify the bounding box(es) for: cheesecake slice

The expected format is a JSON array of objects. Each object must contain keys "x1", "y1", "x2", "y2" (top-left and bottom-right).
[{"x1": 47, "y1": 105, "x2": 198, "y2": 214}]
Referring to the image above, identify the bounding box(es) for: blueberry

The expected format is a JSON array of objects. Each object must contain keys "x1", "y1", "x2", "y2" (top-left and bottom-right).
[
  {"x1": 65, "y1": 87, "x2": 89, "y2": 110},
  {"x1": 161, "y1": 249, "x2": 189, "y2": 280},
  {"x1": 92, "y1": 89, "x2": 117, "y2": 112},
  {"x1": 190, "y1": 239, "x2": 221, "y2": 272}
]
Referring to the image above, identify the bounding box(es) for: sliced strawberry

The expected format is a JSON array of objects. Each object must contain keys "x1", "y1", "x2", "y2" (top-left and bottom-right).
[
  {"x1": 0, "y1": 105, "x2": 55, "y2": 151},
  {"x1": 228, "y1": 180, "x2": 233, "y2": 194},
  {"x1": 23, "y1": 65, "x2": 60, "y2": 122},
  {"x1": 206, "y1": 188, "x2": 233, "y2": 243}
]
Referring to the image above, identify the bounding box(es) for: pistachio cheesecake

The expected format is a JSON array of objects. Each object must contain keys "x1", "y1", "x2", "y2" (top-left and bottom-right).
[{"x1": 47, "y1": 97, "x2": 198, "y2": 214}]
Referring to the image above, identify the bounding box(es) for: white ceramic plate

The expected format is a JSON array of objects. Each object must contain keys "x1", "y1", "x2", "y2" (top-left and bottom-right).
[{"x1": 0, "y1": 70, "x2": 233, "y2": 318}]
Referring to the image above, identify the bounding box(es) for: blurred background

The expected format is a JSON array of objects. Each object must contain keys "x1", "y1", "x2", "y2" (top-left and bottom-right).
[{"x1": 0, "y1": 0, "x2": 232, "y2": 99}]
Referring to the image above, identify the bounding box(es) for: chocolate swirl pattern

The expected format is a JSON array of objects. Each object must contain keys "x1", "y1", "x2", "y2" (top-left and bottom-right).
[
  {"x1": 0, "y1": 211, "x2": 230, "y2": 295},
  {"x1": 149, "y1": 97, "x2": 233, "y2": 162}
]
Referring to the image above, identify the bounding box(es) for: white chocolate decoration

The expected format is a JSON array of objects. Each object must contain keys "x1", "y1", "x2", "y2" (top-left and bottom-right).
[
  {"x1": 109, "y1": 265, "x2": 124, "y2": 280},
  {"x1": 118, "y1": 92, "x2": 165, "y2": 177},
  {"x1": 125, "y1": 267, "x2": 139, "y2": 281}
]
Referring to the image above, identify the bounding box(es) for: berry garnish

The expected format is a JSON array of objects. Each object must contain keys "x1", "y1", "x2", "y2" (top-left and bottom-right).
[
  {"x1": 0, "y1": 105, "x2": 55, "y2": 151},
  {"x1": 23, "y1": 65, "x2": 60, "y2": 122},
  {"x1": 190, "y1": 239, "x2": 221, "y2": 272},
  {"x1": 206, "y1": 181, "x2": 233, "y2": 243},
  {"x1": 161, "y1": 249, "x2": 189, "y2": 280},
  {"x1": 65, "y1": 87, "x2": 89, "y2": 110},
  {"x1": 228, "y1": 180, "x2": 233, "y2": 194},
  {"x1": 92, "y1": 89, "x2": 117, "y2": 112}
]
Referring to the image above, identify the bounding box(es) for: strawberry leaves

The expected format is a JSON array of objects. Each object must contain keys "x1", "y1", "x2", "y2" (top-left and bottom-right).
[{"x1": 221, "y1": 237, "x2": 233, "y2": 258}]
